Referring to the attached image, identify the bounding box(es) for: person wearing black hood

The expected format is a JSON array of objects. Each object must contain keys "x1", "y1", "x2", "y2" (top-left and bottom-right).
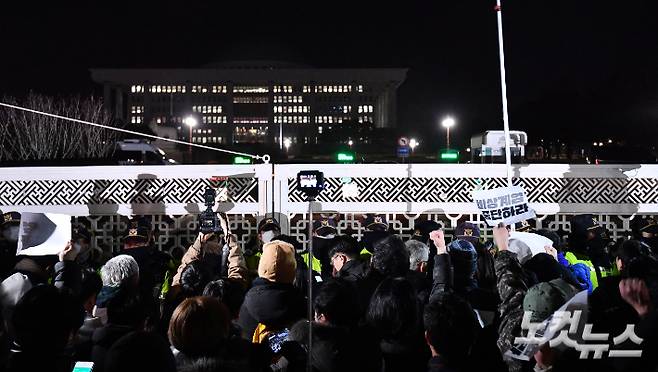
[
  {"x1": 455, "y1": 222, "x2": 497, "y2": 294},
  {"x1": 428, "y1": 229, "x2": 499, "y2": 312}
]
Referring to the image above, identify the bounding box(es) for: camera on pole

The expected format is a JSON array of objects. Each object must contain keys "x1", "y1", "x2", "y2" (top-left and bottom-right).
[
  {"x1": 297, "y1": 170, "x2": 325, "y2": 201},
  {"x1": 198, "y1": 187, "x2": 224, "y2": 235}
]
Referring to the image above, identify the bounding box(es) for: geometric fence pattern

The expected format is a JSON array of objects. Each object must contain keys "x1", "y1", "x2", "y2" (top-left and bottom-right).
[
  {"x1": 0, "y1": 177, "x2": 258, "y2": 205},
  {"x1": 289, "y1": 177, "x2": 658, "y2": 204}
]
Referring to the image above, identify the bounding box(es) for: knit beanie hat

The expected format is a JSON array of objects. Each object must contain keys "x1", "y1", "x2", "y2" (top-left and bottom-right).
[{"x1": 258, "y1": 240, "x2": 297, "y2": 284}]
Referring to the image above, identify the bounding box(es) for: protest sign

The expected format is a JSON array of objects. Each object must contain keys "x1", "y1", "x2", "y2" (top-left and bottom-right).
[
  {"x1": 16, "y1": 213, "x2": 71, "y2": 256},
  {"x1": 472, "y1": 186, "x2": 536, "y2": 227}
]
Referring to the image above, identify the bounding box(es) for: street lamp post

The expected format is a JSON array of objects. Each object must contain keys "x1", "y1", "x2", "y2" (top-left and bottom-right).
[
  {"x1": 184, "y1": 116, "x2": 198, "y2": 156},
  {"x1": 441, "y1": 116, "x2": 456, "y2": 149},
  {"x1": 409, "y1": 138, "x2": 418, "y2": 154},
  {"x1": 283, "y1": 137, "x2": 291, "y2": 153}
]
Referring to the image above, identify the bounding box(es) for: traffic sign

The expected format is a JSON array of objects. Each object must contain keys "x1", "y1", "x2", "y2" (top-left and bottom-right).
[
  {"x1": 397, "y1": 146, "x2": 410, "y2": 158},
  {"x1": 233, "y1": 156, "x2": 252, "y2": 164},
  {"x1": 398, "y1": 137, "x2": 409, "y2": 147},
  {"x1": 439, "y1": 149, "x2": 459, "y2": 162}
]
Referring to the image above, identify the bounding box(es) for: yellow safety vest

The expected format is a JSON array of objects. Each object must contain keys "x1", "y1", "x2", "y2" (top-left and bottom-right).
[
  {"x1": 564, "y1": 252, "x2": 618, "y2": 290},
  {"x1": 302, "y1": 252, "x2": 323, "y2": 273}
]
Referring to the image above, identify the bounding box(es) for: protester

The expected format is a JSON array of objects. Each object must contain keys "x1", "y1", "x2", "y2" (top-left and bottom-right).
[
  {"x1": 104, "y1": 331, "x2": 176, "y2": 372},
  {"x1": 423, "y1": 293, "x2": 479, "y2": 372},
  {"x1": 429, "y1": 230, "x2": 499, "y2": 312},
  {"x1": 328, "y1": 234, "x2": 367, "y2": 281},
  {"x1": 405, "y1": 239, "x2": 430, "y2": 273},
  {"x1": 455, "y1": 222, "x2": 497, "y2": 294},
  {"x1": 91, "y1": 287, "x2": 145, "y2": 372},
  {"x1": 7, "y1": 285, "x2": 84, "y2": 372},
  {"x1": 168, "y1": 296, "x2": 230, "y2": 366},
  {"x1": 491, "y1": 224, "x2": 531, "y2": 372},
  {"x1": 590, "y1": 239, "x2": 657, "y2": 337},
  {"x1": 94, "y1": 254, "x2": 139, "y2": 324},
  {"x1": 237, "y1": 240, "x2": 305, "y2": 341},
  {"x1": 1, "y1": 208, "x2": 656, "y2": 372},
  {"x1": 75, "y1": 269, "x2": 104, "y2": 360},
  {"x1": 366, "y1": 277, "x2": 428, "y2": 372}
]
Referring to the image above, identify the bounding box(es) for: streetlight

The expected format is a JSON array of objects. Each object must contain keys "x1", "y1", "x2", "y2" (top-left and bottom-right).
[
  {"x1": 441, "y1": 116, "x2": 456, "y2": 149},
  {"x1": 283, "y1": 137, "x2": 292, "y2": 152},
  {"x1": 184, "y1": 116, "x2": 197, "y2": 154},
  {"x1": 409, "y1": 138, "x2": 418, "y2": 153}
]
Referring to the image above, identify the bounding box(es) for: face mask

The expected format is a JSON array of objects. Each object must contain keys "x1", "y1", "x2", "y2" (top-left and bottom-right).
[
  {"x1": 262, "y1": 230, "x2": 278, "y2": 244},
  {"x1": 1, "y1": 226, "x2": 19, "y2": 243}
]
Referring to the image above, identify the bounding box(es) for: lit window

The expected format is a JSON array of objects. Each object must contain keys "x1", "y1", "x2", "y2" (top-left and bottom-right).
[{"x1": 233, "y1": 86, "x2": 269, "y2": 94}]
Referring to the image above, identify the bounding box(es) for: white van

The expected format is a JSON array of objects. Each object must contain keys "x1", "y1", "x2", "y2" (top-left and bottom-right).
[{"x1": 115, "y1": 139, "x2": 177, "y2": 165}]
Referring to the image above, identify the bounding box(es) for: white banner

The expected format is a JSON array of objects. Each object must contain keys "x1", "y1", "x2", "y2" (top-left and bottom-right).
[
  {"x1": 472, "y1": 186, "x2": 536, "y2": 227},
  {"x1": 16, "y1": 213, "x2": 71, "y2": 256}
]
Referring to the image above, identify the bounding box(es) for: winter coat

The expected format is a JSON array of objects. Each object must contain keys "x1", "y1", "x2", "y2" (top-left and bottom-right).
[
  {"x1": 172, "y1": 231, "x2": 247, "y2": 287},
  {"x1": 430, "y1": 253, "x2": 499, "y2": 311},
  {"x1": 589, "y1": 276, "x2": 639, "y2": 337},
  {"x1": 335, "y1": 259, "x2": 367, "y2": 282},
  {"x1": 379, "y1": 333, "x2": 429, "y2": 372},
  {"x1": 237, "y1": 278, "x2": 306, "y2": 340},
  {"x1": 427, "y1": 355, "x2": 460, "y2": 372},
  {"x1": 494, "y1": 250, "x2": 530, "y2": 372},
  {"x1": 75, "y1": 314, "x2": 104, "y2": 361},
  {"x1": 91, "y1": 324, "x2": 136, "y2": 372},
  {"x1": 287, "y1": 321, "x2": 382, "y2": 372}
]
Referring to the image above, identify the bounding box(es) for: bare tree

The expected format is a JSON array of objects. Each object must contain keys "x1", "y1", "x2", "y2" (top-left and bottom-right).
[{"x1": 0, "y1": 94, "x2": 122, "y2": 162}]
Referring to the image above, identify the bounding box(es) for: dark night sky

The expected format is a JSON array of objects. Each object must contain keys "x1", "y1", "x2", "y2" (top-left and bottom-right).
[{"x1": 1, "y1": 0, "x2": 657, "y2": 149}]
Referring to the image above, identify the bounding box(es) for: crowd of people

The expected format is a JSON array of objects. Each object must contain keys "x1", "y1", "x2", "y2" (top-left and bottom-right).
[{"x1": 0, "y1": 210, "x2": 657, "y2": 372}]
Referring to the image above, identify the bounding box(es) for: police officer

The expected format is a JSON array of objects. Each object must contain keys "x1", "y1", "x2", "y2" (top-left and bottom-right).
[
  {"x1": 361, "y1": 214, "x2": 390, "y2": 255},
  {"x1": 632, "y1": 216, "x2": 658, "y2": 256},
  {"x1": 566, "y1": 215, "x2": 615, "y2": 289},
  {"x1": 308, "y1": 218, "x2": 335, "y2": 279}
]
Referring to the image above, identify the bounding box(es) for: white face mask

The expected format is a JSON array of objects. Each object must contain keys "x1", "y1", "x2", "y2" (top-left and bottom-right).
[{"x1": 261, "y1": 230, "x2": 278, "y2": 244}]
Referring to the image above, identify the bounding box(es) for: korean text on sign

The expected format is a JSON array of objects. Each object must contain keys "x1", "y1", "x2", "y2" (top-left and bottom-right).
[{"x1": 472, "y1": 186, "x2": 536, "y2": 227}]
